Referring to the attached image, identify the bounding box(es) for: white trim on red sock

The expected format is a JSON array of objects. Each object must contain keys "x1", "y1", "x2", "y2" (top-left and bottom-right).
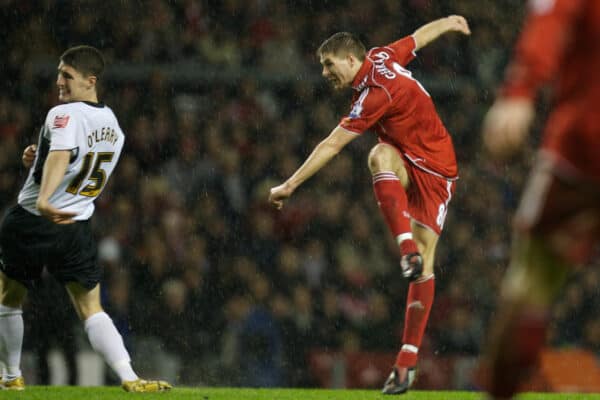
[
  {"x1": 373, "y1": 171, "x2": 400, "y2": 183},
  {"x1": 414, "y1": 274, "x2": 435, "y2": 283},
  {"x1": 401, "y1": 344, "x2": 419, "y2": 354},
  {"x1": 396, "y1": 232, "x2": 414, "y2": 244}
]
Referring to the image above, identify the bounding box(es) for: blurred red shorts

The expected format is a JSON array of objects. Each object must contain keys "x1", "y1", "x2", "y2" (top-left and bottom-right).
[{"x1": 515, "y1": 150, "x2": 600, "y2": 265}]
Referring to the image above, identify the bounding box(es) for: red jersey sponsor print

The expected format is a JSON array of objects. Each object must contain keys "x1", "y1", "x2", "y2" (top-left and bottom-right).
[
  {"x1": 339, "y1": 36, "x2": 458, "y2": 179},
  {"x1": 501, "y1": 0, "x2": 600, "y2": 182},
  {"x1": 53, "y1": 115, "x2": 70, "y2": 129}
]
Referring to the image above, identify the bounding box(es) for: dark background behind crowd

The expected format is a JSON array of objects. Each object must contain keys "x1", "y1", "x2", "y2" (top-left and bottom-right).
[{"x1": 1, "y1": 0, "x2": 599, "y2": 388}]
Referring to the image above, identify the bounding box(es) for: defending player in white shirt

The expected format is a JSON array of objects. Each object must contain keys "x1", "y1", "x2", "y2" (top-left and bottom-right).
[
  {"x1": 0, "y1": 45, "x2": 171, "y2": 392},
  {"x1": 18, "y1": 98, "x2": 124, "y2": 221}
]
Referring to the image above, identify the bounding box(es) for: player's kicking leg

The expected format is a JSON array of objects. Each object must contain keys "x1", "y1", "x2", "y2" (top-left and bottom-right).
[
  {"x1": 66, "y1": 282, "x2": 172, "y2": 392},
  {"x1": 368, "y1": 143, "x2": 439, "y2": 394}
]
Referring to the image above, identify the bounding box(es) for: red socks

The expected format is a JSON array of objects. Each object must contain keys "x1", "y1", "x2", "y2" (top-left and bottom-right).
[
  {"x1": 373, "y1": 171, "x2": 429, "y2": 368},
  {"x1": 485, "y1": 307, "x2": 549, "y2": 398},
  {"x1": 372, "y1": 172, "x2": 418, "y2": 255},
  {"x1": 395, "y1": 275, "x2": 435, "y2": 368}
]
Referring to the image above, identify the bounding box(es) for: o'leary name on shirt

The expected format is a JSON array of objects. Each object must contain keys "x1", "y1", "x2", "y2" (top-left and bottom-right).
[{"x1": 87, "y1": 127, "x2": 119, "y2": 146}]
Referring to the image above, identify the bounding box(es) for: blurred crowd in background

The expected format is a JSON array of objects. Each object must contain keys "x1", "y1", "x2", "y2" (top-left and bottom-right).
[{"x1": 1, "y1": 0, "x2": 599, "y2": 388}]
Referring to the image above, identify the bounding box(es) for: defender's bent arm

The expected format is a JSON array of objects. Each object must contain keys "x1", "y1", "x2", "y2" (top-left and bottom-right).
[{"x1": 36, "y1": 150, "x2": 77, "y2": 223}]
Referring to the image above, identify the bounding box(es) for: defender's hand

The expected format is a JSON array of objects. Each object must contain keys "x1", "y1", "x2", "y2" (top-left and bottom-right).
[
  {"x1": 36, "y1": 200, "x2": 77, "y2": 224},
  {"x1": 22, "y1": 144, "x2": 37, "y2": 168},
  {"x1": 482, "y1": 98, "x2": 535, "y2": 159},
  {"x1": 269, "y1": 183, "x2": 294, "y2": 210}
]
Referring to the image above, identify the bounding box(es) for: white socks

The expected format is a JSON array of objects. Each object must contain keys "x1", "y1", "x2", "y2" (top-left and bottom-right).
[
  {"x1": 0, "y1": 307, "x2": 139, "y2": 383},
  {"x1": 0, "y1": 304, "x2": 23, "y2": 380},
  {"x1": 84, "y1": 311, "x2": 138, "y2": 382}
]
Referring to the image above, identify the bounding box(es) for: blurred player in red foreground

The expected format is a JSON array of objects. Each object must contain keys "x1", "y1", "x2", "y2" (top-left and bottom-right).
[
  {"x1": 481, "y1": 0, "x2": 600, "y2": 398},
  {"x1": 269, "y1": 15, "x2": 470, "y2": 394}
]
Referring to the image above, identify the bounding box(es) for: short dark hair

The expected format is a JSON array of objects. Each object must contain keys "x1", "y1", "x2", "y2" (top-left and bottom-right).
[
  {"x1": 317, "y1": 32, "x2": 366, "y2": 60},
  {"x1": 60, "y1": 45, "x2": 105, "y2": 79}
]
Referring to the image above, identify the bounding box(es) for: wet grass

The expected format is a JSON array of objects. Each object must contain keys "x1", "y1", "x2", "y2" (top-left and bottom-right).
[{"x1": 2, "y1": 386, "x2": 600, "y2": 399}]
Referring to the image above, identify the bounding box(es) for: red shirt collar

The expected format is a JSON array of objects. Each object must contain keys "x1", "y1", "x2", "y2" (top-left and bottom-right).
[{"x1": 351, "y1": 58, "x2": 372, "y2": 90}]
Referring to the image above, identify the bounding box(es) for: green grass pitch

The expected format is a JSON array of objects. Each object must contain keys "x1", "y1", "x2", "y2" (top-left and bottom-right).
[{"x1": 2, "y1": 387, "x2": 600, "y2": 400}]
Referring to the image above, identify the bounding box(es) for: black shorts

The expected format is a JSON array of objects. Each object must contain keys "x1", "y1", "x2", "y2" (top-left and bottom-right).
[{"x1": 0, "y1": 205, "x2": 100, "y2": 290}]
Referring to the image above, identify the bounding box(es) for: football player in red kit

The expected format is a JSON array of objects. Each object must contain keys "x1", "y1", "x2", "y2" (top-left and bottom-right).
[
  {"x1": 269, "y1": 15, "x2": 470, "y2": 394},
  {"x1": 481, "y1": 0, "x2": 600, "y2": 398}
]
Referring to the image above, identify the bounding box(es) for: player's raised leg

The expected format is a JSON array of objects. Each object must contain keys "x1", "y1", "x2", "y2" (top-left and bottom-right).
[
  {"x1": 66, "y1": 282, "x2": 172, "y2": 392},
  {"x1": 368, "y1": 143, "x2": 423, "y2": 280},
  {"x1": 0, "y1": 272, "x2": 27, "y2": 390},
  {"x1": 368, "y1": 143, "x2": 437, "y2": 394}
]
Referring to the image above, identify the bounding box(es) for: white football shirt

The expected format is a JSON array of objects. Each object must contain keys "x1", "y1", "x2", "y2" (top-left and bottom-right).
[{"x1": 18, "y1": 101, "x2": 125, "y2": 220}]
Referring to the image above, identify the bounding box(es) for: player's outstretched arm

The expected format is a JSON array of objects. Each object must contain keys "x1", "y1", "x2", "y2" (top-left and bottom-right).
[
  {"x1": 269, "y1": 126, "x2": 358, "y2": 210},
  {"x1": 412, "y1": 15, "x2": 471, "y2": 51}
]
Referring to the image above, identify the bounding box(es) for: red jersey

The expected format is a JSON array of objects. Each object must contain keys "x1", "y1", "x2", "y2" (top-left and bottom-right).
[
  {"x1": 339, "y1": 36, "x2": 458, "y2": 179},
  {"x1": 501, "y1": 0, "x2": 600, "y2": 182}
]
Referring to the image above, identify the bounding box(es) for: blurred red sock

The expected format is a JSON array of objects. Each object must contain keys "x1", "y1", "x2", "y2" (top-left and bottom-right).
[{"x1": 486, "y1": 308, "x2": 549, "y2": 398}]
